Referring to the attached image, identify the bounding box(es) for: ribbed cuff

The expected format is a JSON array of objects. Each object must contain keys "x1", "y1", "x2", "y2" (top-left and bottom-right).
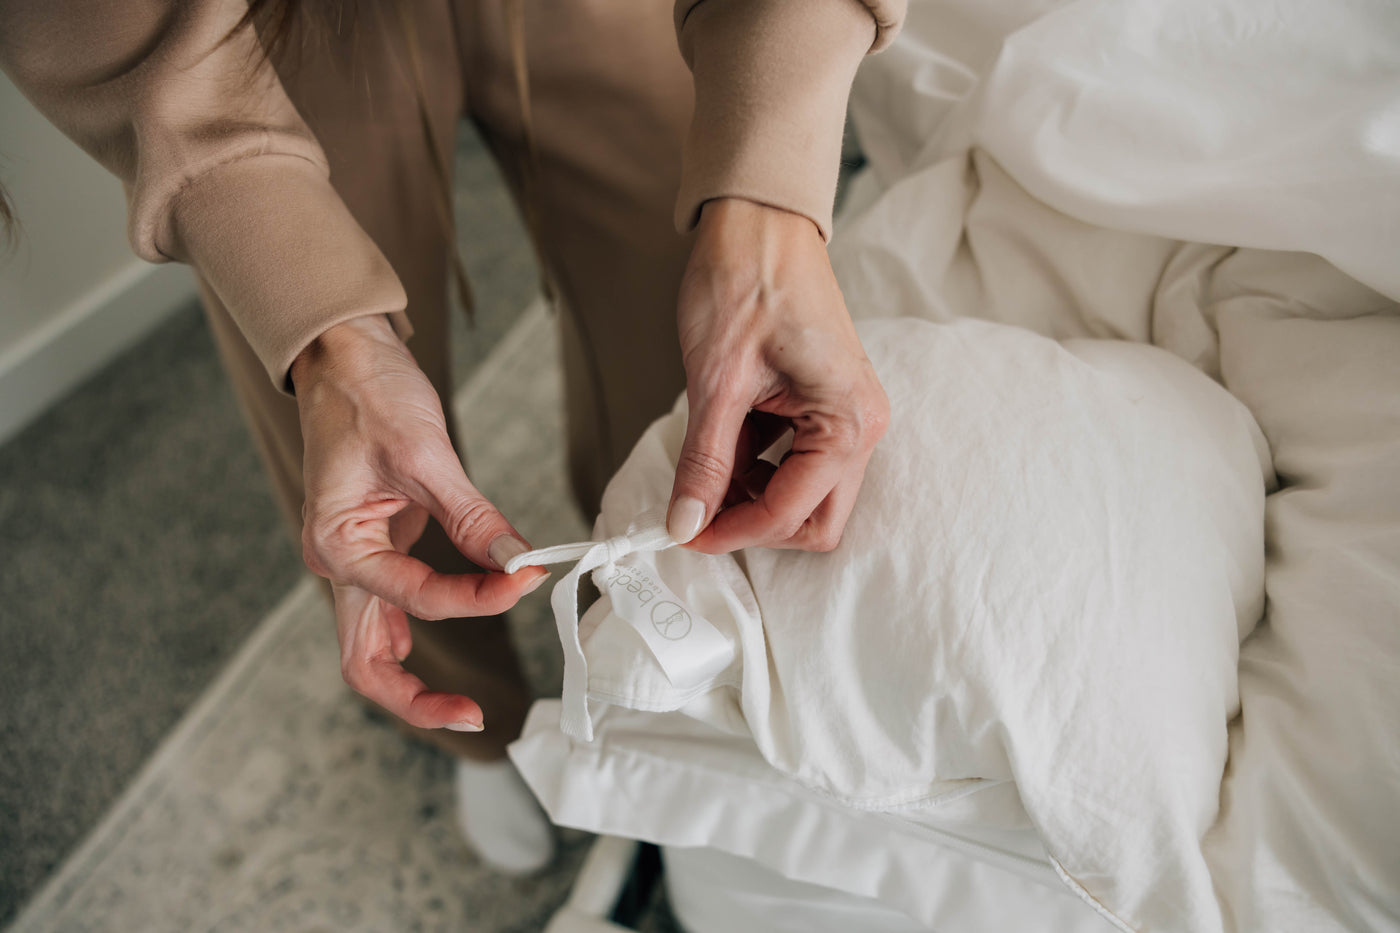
[
  {"x1": 674, "y1": 0, "x2": 877, "y2": 241},
  {"x1": 166, "y1": 154, "x2": 410, "y2": 392}
]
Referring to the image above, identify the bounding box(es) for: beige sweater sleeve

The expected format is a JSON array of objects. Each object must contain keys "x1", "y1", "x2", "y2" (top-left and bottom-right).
[
  {"x1": 0, "y1": 0, "x2": 409, "y2": 391},
  {"x1": 674, "y1": 0, "x2": 906, "y2": 240}
]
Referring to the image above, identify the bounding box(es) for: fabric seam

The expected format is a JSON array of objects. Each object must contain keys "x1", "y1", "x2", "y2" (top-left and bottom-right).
[{"x1": 156, "y1": 139, "x2": 326, "y2": 261}]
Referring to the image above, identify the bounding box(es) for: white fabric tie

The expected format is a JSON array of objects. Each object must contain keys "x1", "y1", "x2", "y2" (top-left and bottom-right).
[{"x1": 504, "y1": 506, "x2": 676, "y2": 741}]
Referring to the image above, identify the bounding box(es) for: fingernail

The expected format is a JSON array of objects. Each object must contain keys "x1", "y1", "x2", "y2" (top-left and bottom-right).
[
  {"x1": 668, "y1": 497, "x2": 707, "y2": 544},
  {"x1": 446, "y1": 720, "x2": 484, "y2": 733},
  {"x1": 523, "y1": 572, "x2": 551, "y2": 596},
  {"x1": 487, "y1": 535, "x2": 530, "y2": 571}
]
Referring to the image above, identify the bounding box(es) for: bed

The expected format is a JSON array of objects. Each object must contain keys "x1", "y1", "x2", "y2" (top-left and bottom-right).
[{"x1": 510, "y1": 1, "x2": 1400, "y2": 930}]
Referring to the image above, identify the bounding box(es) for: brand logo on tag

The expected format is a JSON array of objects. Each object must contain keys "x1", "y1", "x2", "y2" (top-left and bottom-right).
[
  {"x1": 649, "y1": 601, "x2": 692, "y2": 640},
  {"x1": 594, "y1": 557, "x2": 735, "y2": 688},
  {"x1": 602, "y1": 565, "x2": 658, "y2": 606}
]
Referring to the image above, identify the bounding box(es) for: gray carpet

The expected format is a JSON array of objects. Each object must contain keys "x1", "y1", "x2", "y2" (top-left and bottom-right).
[
  {"x1": 0, "y1": 301, "x2": 302, "y2": 921},
  {"x1": 0, "y1": 122, "x2": 540, "y2": 925}
]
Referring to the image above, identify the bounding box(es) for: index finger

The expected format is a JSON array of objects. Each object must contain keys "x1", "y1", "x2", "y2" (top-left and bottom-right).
[
  {"x1": 346, "y1": 547, "x2": 548, "y2": 620},
  {"x1": 686, "y1": 442, "x2": 850, "y2": 553},
  {"x1": 332, "y1": 583, "x2": 485, "y2": 730},
  {"x1": 358, "y1": 655, "x2": 486, "y2": 732}
]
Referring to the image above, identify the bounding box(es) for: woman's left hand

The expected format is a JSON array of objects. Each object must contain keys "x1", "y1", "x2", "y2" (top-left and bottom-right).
[{"x1": 667, "y1": 198, "x2": 889, "y2": 554}]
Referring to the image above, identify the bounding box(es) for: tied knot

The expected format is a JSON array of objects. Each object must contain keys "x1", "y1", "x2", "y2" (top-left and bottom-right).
[
  {"x1": 498, "y1": 506, "x2": 676, "y2": 742},
  {"x1": 503, "y1": 506, "x2": 675, "y2": 575},
  {"x1": 601, "y1": 533, "x2": 635, "y2": 566}
]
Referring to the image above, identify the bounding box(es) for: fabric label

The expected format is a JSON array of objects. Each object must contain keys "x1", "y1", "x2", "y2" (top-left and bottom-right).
[{"x1": 595, "y1": 559, "x2": 733, "y2": 688}]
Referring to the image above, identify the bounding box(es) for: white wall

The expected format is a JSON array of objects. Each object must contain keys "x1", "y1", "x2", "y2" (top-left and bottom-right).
[{"x1": 0, "y1": 73, "x2": 196, "y2": 444}]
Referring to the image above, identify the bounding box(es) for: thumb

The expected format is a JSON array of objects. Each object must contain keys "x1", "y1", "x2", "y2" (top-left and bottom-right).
[{"x1": 669, "y1": 394, "x2": 747, "y2": 544}]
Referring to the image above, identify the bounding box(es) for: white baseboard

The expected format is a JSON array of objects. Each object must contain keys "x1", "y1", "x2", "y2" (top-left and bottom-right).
[{"x1": 0, "y1": 260, "x2": 197, "y2": 445}]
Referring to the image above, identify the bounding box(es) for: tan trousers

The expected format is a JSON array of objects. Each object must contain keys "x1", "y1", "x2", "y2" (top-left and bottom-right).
[{"x1": 198, "y1": 0, "x2": 692, "y2": 760}]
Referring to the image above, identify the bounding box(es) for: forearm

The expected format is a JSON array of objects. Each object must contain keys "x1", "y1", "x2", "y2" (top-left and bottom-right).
[{"x1": 673, "y1": 0, "x2": 907, "y2": 240}]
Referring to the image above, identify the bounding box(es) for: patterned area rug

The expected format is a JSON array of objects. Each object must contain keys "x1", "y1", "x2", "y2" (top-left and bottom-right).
[{"x1": 9, "y1": 304, "x2": 678, "y2": 933}]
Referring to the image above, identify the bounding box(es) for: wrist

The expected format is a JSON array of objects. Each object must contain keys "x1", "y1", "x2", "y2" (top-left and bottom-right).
[{"x1": 289, "y1": 314, "x2": 399, "y2": 392}]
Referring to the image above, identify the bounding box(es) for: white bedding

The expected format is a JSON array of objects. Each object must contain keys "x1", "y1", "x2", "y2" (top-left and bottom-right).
[
  {"x1": 511, "y1": 313, "x2": 1268, "y2": 931},
  {"x1": 835, "y1": 4, "x2": 1400, "y2": 927},
  {"x1": 513, "y1": 2, "x2": 1400, "y2": 931},
  {"x1": 514, "y1": 703, "x2": 1118, "y2": 932}
]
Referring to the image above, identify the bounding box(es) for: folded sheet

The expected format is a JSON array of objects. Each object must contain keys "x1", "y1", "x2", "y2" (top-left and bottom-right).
[{"x1": 512, "y1": 702, "x2": 1118, "y2": 933}]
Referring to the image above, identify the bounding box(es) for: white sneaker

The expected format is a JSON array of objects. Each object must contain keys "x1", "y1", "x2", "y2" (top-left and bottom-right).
[{"x1": 454, "y1": 757, "x2": 555, "y2": 874}]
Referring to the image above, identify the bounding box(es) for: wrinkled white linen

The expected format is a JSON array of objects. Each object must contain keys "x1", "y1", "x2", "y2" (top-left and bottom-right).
[
  {"x1": 1197, "y1": 267, "x2": 1400, "y2": 933},
  {"x1": 835, "y1": 3, "x2": 1400, "y2": 930},
  {"x1": 511, "y1": 315, "x2": 1269, "y2": 931},
  {"x1": 973, "y1": 0, "x2": 1400, "y2": 301},
  {"x1": 847, "y1": 0, "x2": 1400, "y2": 301}
]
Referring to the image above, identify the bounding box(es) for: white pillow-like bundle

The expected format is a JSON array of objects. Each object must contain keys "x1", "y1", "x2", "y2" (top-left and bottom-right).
[{"x1": 519, "y1": 315, "x2": 1269, "y2": 931}]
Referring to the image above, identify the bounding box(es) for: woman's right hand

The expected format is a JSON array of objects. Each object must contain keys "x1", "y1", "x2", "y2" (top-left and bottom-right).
[{"x1": 289, "y1": 315, "x2": 547, "y2": 733}]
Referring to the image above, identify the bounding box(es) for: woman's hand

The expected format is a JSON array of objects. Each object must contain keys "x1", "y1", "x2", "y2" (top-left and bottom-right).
[
  {"x1": 290, "y1": 316, "x2": 547, "y2": 732},
  {"x1": 668, "y1": 198, "x2": 889, "y2": 554}
]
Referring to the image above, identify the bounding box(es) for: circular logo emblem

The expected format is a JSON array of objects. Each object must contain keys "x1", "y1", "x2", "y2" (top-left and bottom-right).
[{"x1": 650, "y1": 601, "x2": 692, "y2": 640}]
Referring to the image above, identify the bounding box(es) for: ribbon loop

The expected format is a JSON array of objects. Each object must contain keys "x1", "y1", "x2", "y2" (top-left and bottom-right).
[{"x1": 504, "y1": 507, "x2": 677, "y2": 741}]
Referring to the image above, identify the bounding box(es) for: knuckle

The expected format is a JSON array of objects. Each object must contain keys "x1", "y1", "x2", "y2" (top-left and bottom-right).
[
  {"x1": 686, "y1": 345, "x2": 758, "y2": 407},
  {"x1": 813, "y1": 385, "x2": 889, "y2": 454},
  {"x1": 863, "y1": 394, "x2": 891, "y2": 441},
  {"x1": 442, "y1": 495, "x2": 500, "y2": 548},
  {"x1": 692, "y1": 368, "x2": 744, "y2": 407},
  {"x1": 771, "y1": 510, "x2": 806, "y2": 542},
  {"x1": 300, "y1": 491, "x2": 329, "y2": 526},
  {"x1": 300, "y1": 498, "x2": 338, "y2": 543},
  {"x1": 832, "y1": 419, "x2": 864, "y2": 452},
  {"x1": 857, "y1": 368, "x2": 891, "y2": 429},
  {"x1": 809, "y1": 526, "x2": 844, "y2": 552},
  {"x1": 780, "y1": 522, "x2": 807, "y2": 543},
  {"x1": 678, "y1": 446, "x2": 731, "y2": 487},
  {"x1": 804, "y1": 415, "x2": 862, "y2": 454},
  {"x1": 300, "y1": 529, "x2": 331, "y2": 578},
  {"x1": 340, "y1": 659, "x2": 368, "y2": 694},
  {"x1": 390, "y1": 441, "x2": 440, "y2": 482}
]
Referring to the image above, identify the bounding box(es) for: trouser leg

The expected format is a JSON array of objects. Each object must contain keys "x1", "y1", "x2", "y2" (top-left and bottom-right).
[
  {"x1": 198, "y1": 1, "x2": 529, "y2": 760},
  {"x1": 456, "y1": 0, "x2": 695, "y2": 514}
]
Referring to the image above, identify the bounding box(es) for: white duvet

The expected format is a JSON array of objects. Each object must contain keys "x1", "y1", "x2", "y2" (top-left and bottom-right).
[
  {"x1": 512, "y1": 2, "x2": 1400, "y2": 930},
  {"x1": 837, "y1": 3, "x2": 1400, "y2": 928}
]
